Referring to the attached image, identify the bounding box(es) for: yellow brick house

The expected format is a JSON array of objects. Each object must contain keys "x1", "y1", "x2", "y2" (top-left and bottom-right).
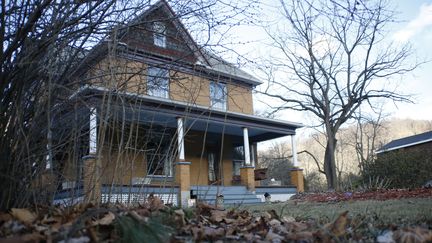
[{"x1": 53, "y1": 0, "x2": 303, "y2": 206}]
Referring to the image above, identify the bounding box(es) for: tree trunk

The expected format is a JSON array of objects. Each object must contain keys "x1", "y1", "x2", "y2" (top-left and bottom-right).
[{"x1": 323, "y1": 133, "x2": 338, "y2": 190}]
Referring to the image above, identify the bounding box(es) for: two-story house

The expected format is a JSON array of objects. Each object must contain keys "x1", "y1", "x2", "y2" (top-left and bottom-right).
[{"x1": 53, "y1": 0, "x2": 303, "y2": 206}]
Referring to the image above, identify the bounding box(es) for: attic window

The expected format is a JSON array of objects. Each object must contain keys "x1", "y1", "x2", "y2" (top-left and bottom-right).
[{"x1": 153, "y1": 22, "x2": 166, "y2": 47}]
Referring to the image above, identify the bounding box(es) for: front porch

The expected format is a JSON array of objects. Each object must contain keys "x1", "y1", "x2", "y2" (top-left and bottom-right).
[
  {"x1": 54, "y1": 86, "x2": 303, "y2": 206},
  {"x1": 53, "y1": 184, "x2": 297, "y2": 206}
]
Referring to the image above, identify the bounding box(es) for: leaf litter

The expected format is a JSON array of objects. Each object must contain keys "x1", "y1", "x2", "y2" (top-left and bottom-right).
[{"x1": 0, "y1": 194, "x2": 431, "y2": 242}]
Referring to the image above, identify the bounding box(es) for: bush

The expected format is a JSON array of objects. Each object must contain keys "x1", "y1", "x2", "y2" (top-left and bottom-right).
[{"x1": 363, "y1": 149, "x2": 432, "y2": 188}]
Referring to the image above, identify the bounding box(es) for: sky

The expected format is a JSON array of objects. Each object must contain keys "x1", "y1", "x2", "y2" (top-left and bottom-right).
[
  {"x1": 386, "y1": 1, "x2": 432, "y2": 121},
  {"x1": 225, "y1": 0, "x2": 432, "y2": 124}
]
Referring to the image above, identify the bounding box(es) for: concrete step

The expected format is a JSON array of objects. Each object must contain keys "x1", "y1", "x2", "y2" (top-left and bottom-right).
[
  {"x1": 200, "y1": 198, "x2": 262, "y2": 205},
  {"x1": 191, "y1": 185, "x2": 263, "y2": 205}
]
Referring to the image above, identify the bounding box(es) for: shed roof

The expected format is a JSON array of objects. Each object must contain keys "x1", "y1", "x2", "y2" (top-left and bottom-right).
[{"x1": 376, "y1": 131, "x2": 432, "y2": 154}]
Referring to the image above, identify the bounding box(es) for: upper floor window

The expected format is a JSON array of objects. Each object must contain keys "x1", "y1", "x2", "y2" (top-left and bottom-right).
[
  {"x1": 210, "y1": 81, "x2": 227, "y2": 110},
  {"x1": 153, "y1": 22, "x2": 166, "y2": 48},
  {"x1": 148, "y1": 67, "x2": 169, "y2": 98}
]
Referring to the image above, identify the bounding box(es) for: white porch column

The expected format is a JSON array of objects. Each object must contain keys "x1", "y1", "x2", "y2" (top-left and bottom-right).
[
  {"x1": 84, "y1": 107, "x2": 100, "y2": 204},
  {"x1": 291, "y1": 134, "x2": 299, "y2": 167},
  {"x1": 177, "y1": 117, "x2": 185, "y2": 161},
  {"x1": 89, "y1": 107, "x2": 98, "y2": 154},
  {"x1": 243, "y1": 127, "x2": 251, "y2": 166}
]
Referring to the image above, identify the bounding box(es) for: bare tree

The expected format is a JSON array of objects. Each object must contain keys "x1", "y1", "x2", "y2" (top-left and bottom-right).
[
  {"x1": 351, "y1": 106, "x2": 388, "y2": 173},
  {"x1": 261, "y1": 0, "x2": 418, "y2": 189}
]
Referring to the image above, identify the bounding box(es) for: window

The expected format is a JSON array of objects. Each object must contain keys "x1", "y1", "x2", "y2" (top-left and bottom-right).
[
  {"x1": 153, "y1": 22, "x2": 166, "y2": 47},
  {"x1": 147, "y1": 67, "x2": 169, "y2": 98},
  {"x1": 147, "y1": 144, "x2": 173, "y2": 177},
  {"x1": 210, "y1": 81, "x2": 227, "y2": 110}
]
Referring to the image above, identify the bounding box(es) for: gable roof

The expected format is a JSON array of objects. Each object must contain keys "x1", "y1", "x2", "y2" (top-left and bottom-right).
[
  {"x1": 74, "y1": 0, "x2": 261, "y2": 86},
  {"x1": 376, "y1": 131, "x2": 432, "y2": 154}
]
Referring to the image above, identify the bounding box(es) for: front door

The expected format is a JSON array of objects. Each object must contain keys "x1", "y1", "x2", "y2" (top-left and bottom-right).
[{"x1": 207, "y1": 147, "x2": 221, "y2": 185}]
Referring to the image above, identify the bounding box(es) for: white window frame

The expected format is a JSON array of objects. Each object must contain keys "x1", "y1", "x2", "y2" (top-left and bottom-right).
[
  {"x1": 210, "y1": 81, "x2": 227, "y2": 110},
  {"x1": 147, "y1": 67, "x2": 169, "y2": 98},
  {"x1": 153, "y1": 22, "x2": 166, "y2": 48},
  {"x1": 147, "y1": 146, "x2": 173, "y2": 177}
]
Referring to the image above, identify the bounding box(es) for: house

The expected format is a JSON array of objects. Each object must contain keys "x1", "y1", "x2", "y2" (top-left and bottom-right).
[
  {"x1": 375, "y1": 131, "x2": 432, "y2": 187},
  {"x1": 376, "y1": 131, "x2": 432, "y2": 154},
  {"x1": 52, "y1": 0, "x2": 303, "y2": 206}
]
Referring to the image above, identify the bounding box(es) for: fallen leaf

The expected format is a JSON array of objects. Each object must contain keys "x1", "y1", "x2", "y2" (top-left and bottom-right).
[
  {"x1": 265, "y1": 229, "x2": 284, "y2": 242},
  {"x1": 147, "y1": 194, "x2": 165, "y2": 211},
  {"x1": 0, "y1": 233, "x2": 44, "y2": 243},
  {"x1": 0, "y1": 212, "x2": 12, "y2": 223},
  {"x1": 393, "y1": 227, "x2": 432, "y2": 243},
  {"x1": 327, "y1": 211, "x2": 349, "y2": 237},
  {"x1": 10, "y1": 208, "x2": 37, "y2": 224},
  {"x1": 203, "y1": 227, "x2": 225, "y2": 240},
  {"x1": 284, "y1": 221, "x2": 308, "y2": 232},
  {"x1": 174, "y1": 209, "x2": 186, "y2": 226},
  {"x1": 281, "y1": 216, "x2": 295, "y2": 223},
  {"x1": 210, "y1": 210, "x2": 227, "y2": 223},
  {"x1": 269, "y1": 219, "x2": 281, "y2": 227},
  {"x1": 93, "y1": 212, "x2": 115, "y2": 226},
  {"x1": 289, "y1": 231, "x2": 314, "y2": 241}
]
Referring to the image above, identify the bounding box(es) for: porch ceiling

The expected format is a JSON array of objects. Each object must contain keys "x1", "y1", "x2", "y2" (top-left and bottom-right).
[{"x1": 73, "y1": 86, "x2": 303, "y2": 145}]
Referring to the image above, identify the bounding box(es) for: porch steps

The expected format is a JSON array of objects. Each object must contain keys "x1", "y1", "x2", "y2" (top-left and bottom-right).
[{"x1": 191, "y1": 185, "x2": 262, "y2": 205}]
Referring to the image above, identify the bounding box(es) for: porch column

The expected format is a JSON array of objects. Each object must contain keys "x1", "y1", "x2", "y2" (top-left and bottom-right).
[
  {"x1": 290, "y1": 134, "x2": 304, "y2": 192},
  {"x1": 83, "y1": 107, "x2": 101, "y2": 204},
  {"x1": 175, "y1": 117, "x2": 191, "y2": 207},
  {"x1": 177, "y1": 117, "x2": 185, "y2": 161},
  {"x1": 240, "y1": 127, "x2": 255, "y2": 191}
]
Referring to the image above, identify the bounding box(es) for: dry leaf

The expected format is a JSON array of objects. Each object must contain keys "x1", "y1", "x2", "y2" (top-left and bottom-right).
[
  {"x1": 174, "y1": 209, "x2": 186, "y2": 226},
  {"x1": 10, "y1": 208, "x2": 37, "y2": 224},
  {"x1": 0, "y1": 212, "x2": 12, "y2": 223},
  {"x1": 203, "y1": 227, "x2": 225, "y2": 240},
  {"x1": 281, "y1": 216, "x2": 295, "y2": 223},
  {"x1": 393, "y1": 227, "x2": 432, "y2": 243},
  {"x1": 289, "y1": 231, "x2": 314, "y2": 241},
  {"x1": 210, "y1": 210, "x2": 227, "y2": 223},
  {"x1": 0, "y1": 232, "x2": 44, "y2": 243},
  {"x1": 268, "y1": 219, "x2": 281, "y2": 228},
  {"x1": 147, "y1": 194, "x2": 165, "y2": 211},
  {"x1": 284, "y1": 221, "x2": 308, "y2": 232},
  {"x1": 93, "y1": 212, "x2": 115, "y2": 226},
  {"x1": 328, "y1": 211, "x2": 349, "y2": 237},
  {"x1": 265, "y1": 229, "x2": 284, "y2": 242}
]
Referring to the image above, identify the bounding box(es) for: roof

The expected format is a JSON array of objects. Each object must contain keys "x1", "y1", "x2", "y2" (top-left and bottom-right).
[
  {"x1": 200, "y1": 49, "x2": 262, "y2": 85},
  {"x1": 68, "y1": 85, "x2": 303, "y2": 144},
  {"x1": 376, "y1": 131, "x2": 432, "y2": 154},
  {"x1": 74, "y1": 0, "x2": 262, "y2": 86}
]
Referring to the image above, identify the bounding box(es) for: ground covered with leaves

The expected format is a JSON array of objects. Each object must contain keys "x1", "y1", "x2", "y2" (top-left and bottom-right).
[
  {"x1": 290, "y1": 188, "x2": 432, "y2": 203},
  {"x1": 1, "y1": 192, "x2": 432, "y2": 242}
]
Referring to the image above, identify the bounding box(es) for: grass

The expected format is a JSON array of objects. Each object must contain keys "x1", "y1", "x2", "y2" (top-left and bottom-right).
[{"x1": 241, "y1": 198, "x2": 432, "y2": 226}]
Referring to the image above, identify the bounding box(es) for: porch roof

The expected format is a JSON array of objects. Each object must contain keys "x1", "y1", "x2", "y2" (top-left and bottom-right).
[{"x1": 72, "y1": 85, "x2": 303, "y2": 145}]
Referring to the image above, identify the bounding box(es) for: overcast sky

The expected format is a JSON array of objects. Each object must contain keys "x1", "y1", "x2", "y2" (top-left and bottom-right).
[{"x1": 227, "y1": 0, "x2": 432, "y2": 123}]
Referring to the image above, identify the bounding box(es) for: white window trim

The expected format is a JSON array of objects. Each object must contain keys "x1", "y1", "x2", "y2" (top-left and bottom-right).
[
  {"x1": 147, "y1": 67, "x2": 169, "y2": 99},
  {"x1": 153, "y1": 22, "x2": 166, "y2": 48},
  {"x1": 210, "y1": 81, "x2": 227, "y2": 111}
]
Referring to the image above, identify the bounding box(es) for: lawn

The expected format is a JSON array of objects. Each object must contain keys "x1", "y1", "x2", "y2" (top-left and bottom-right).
[{"x1": 243, "y1": 198, "x2": 432, "y2": 226}]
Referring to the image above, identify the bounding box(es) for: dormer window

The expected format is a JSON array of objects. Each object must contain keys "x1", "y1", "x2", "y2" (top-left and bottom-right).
[
  {"x1": 210, "y1": 81, "x2": 227, "y2": 110},
  {"x1": 153, "y1": 22, "x2": 166, "y2": 47}
]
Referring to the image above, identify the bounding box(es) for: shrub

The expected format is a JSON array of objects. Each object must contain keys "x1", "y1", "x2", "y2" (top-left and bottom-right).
[{"x1": 363, "y1": 148, "x2": 432, "y2": 188}]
